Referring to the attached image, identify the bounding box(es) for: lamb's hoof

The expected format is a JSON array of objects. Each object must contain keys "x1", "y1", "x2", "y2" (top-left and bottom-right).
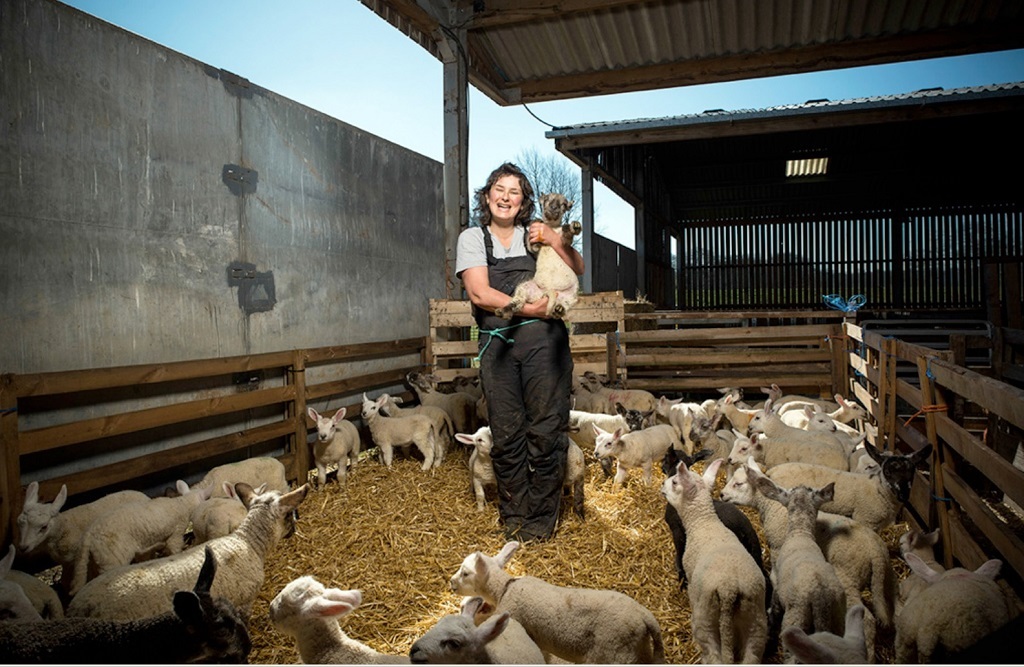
[
  {"x1": 570, "y1": 220, "x2": 582, "y2": 235},
  {"x1": 494, "y1": 307, "x2": 513, "y2": 320},
  {"x1": 551, "y1": 304, "x2": 566, "y2": 319}
]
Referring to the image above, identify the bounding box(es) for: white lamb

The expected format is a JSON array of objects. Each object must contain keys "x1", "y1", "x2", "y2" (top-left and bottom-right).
[
  {"x1": 269, "y1": 576, "x2": 409, "y2": 664},
  {"x1": 15, "y1": 481, "x2": 149, "y2": 595},
  {"x1": 361, "y1": 392, "x2": 439, "y2": 470},
  {"x1": 656, "y1": 396, "x2": 718, "y2": 451},
  {"x1": 190, "y1": 482, "x2": 262, "y2": 543},
  {"x1": 409, "y1": 595, "x2": 545, "y2": 664},
  {"x1": 750, "y1": 476, "x2": 847, "y2": 640},
  {"x1": 567, "y1": 409, "x2": 629, "y2": 452},
  {"x1": 895, "y1": 554, "x2": 1012, "y2": 663},
  {"x1": 576, "y1": 371, "x2": 657, "y2": 414},
  {"x1": 592, "y1": 423, "x2": 683, "y2": 487},
  {"x1": 308, "y1": 406, "x2": 362, "y2": 487},
  {"x1": 718, "y1": 394, "x2": 761, "y2": 433},
  {"x1": 661, "y1": 458, "x2": 767, "y2": 663},
  {"x1": 897, "y1": 527, "x2": 944, "y2": 611},
  {"x1": 193, "y1": 456, "x2": 289, "y2": 498},
  {"x1": 494, "y1": 192, "x2": 581, "y2": 320},
  {"x1": 781, "y1": 604, "x2": 868, "y2": 664},
  {"x1": 779, "y1": 395, "x2": 868, "y2": 430},
  {"x1": 0, "y1": 546, "x2": 251, "y2": 664},
  {"x1": 456, "y1": 426, "x2": 585, "y2": 518},
  {"x1": 67, "y1": 483, "x2": 309, "y2": 622},
  {"x1": 1, "y1": 544, "x2": 43, "y2": 621},
  {"x1": 378, "y1": 393, "x2": 454, "y2": 454},
  {"x1": 721, "y1": 459, "x2": 896, "y2": 651},
  {"x1": 449, "y1": 541, "x2": 664, "y2": 663},
  {"x1": 748, "y1": 400, "x2": 849, "y2": 471},
  {"x1": 406, "y1": 371, "x2": 476, "y2": 435},
  {"x1": 71, "y1": 480, "x2": 212, "y2": 595}
]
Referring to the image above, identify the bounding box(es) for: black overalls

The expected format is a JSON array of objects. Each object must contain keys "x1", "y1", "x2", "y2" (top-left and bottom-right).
[{"x1": 475, "y1": 225, "x2": 573, "y2": 541}]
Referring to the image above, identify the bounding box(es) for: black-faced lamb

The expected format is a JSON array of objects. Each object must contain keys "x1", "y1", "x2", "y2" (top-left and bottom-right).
[
  {"x1": 71, "y1": 480, "x2": 212, "y2": 595},
  {"x1": 0, "y1": 546, "x2": 251, "y2": 664},
  {"x1": 269, "y1": 575, "x2": 410, "y2": 664},
  {"x1": 408, "y1": 595, "x2": 545, "y2": 664},
  {"x1": 493, "y1": 192, "x2": 581, "y2": 320},
  {"x1": 660, "y1": 458, "x2": 767, "y2": 663},
  {"x1": 308, "y1": 406, "x2": 362, "y2": 487},
  {"x1": 781, "y1": 603, "x2": 868, "y2": 664},
  {"x1": 362, "y1": 392, "x2": 440, "y2": 470},
  {"x1": 895, "y1": 553, "x2": 1012, "y2": 663},
  {"x1": 765, "y1": 442, "x2": 932, "y2": 533},
  {"x1": 449, "y1": 541, "x2": 664, "y2": 663},
  {"x1": 66, "y1": 483, "x2": 309, "y2": 622},
  {"x1": 750, "y1": 476, "x2": 847, "y2": 640},
  {"x1": 592, "y1": 422, "x2": 682, "y2": 487},
  {"x1": 406, "y1": 371, "x2": 476, "y2": 435},
  {"x1": 15, "y1": 481, "x2": 150, "y2": 596}
]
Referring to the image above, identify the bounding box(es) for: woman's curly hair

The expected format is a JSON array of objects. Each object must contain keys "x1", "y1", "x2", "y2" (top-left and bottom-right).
[{"x1": 472, "y1": 162, "x2": 536, "y2": 227}]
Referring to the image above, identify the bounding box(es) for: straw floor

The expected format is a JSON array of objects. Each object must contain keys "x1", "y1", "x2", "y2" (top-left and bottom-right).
[{"x1": 246, "y1": 446, "x2": 909, "y2": 664}]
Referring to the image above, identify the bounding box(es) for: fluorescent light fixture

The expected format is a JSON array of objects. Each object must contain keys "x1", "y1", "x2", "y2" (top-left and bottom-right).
[{"x1": 786, "y1": 156, "x2": 829, "y2": 177}]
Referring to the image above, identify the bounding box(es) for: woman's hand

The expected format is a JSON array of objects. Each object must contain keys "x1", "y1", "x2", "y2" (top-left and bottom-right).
[
  {"x1": 520, "y1": 298, "x2": 550, "y2": 318},
  {"x1": 528, "y1": 222, "x2": 562, "y2": 250}
]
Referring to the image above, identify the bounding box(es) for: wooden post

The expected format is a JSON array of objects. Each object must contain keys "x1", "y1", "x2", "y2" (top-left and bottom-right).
[
  {"x1": 916, "y1": 355, "x2": 953, "y2": 569},
  {"x1": 0, "y1": 374, "x2": 20, "y2": 548},
  {"x1": 290, "y1": 350, "x2": 309, "y2": 487},
  {"x1": 883, "y1": 336, "x2": 899, "y2": 452}
]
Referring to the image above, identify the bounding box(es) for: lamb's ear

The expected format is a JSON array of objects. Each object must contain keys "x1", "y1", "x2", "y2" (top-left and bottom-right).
[
  {"x1": 924, "y1": 528, "x2": 941, "y2": 546},
  {"x1": 803, "y1": 406, "x2": 814, "y2": 419},
  {"x1": 753, "y1": 474, "x2": 785, "y2": 504},
  {"x1": 332, "y1": 407, "x2": 347, "y2": 422},
  {"x1": 702, "y1": 459, "x2": 724, "y2": 487},
  {"x1": 279, "y1": 484, "x2": 310, "y2": 512},
  {"x1": 172, "y1": 590, "x2": 205, "y2": 627},
  {"x1": 236, "y1": 483, "x2": 257, "y2": 507},
  {"x1": 24, "y1": 480, "x2": 39, "y2": 506},
  {"x1": 461, "y1": 596, "x2": 485, "y2": 619},
  {"x1": 495, "y1": 541, "x2": 520, "y2": 566},
  {"x1": 592, "y1": 423, "x2": 605, "y2": 437},
  {"x1": 615, "y1": 402, "x2": 627, "y2": 417},
  {"x1": 781, "y1": 627, "x2": 836, "y2": 665},
  {"x1": 176, "y1": 479, "x2": 190, "y2": 496},
  {"x1": 910, "y1": 444, "x2": 933, "y2": 465},
  {"x1": 844, "y1": 604, "x2": 866, "y2": 637},
  {"x1": 863, "y1": 441, "x2": 885, "y2": 464},
  {"x1": 612, "y1": 427, "x2": 624, "y2": 440},
  {"x1": 975, "y1": 559, "x2": 1003, "y2": 580},
  {"x1": 455, "y1": 433, "x2": 475, "y2": 446},
  {"x1": 817, "y1": 482, "x2": 836, "y2": 504},
  {"x1": 308, "y1": 596, "x2": 357, "y2": 618},
  {"x1": 194, "y1": 546, "x2": 218, "y2": 595},
  {"x1": 746, "y1": 456, "x2": 764, "y2": 474},
  {"x1": 0, "y1": 545, "x2": 15, "y2": 577},
  {"x1": 53, "y1": 484, "x2": 68, "y2": 511},
  {"x1": 904, "y1": 552, "x2": 944, "y2": 584},
  {"x1": 478, "y1": 611, "x2": 511, "y2": 643},
  {"x1": 222, "y1": 482, "x2": 235, "y2": 498},
  {"x1": 307, "y1": 407, "x2": 320, "y2": 422}
]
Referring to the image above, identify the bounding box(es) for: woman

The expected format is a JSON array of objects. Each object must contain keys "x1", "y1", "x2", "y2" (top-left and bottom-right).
[{"x1": 455, "y1": 162, "x2": 585, "y2": 542}]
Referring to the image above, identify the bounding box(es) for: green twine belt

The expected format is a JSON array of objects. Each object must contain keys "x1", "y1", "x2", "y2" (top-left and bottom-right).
[{"x1": 475, "y1": 319, "x2": 540, "y2": 361}]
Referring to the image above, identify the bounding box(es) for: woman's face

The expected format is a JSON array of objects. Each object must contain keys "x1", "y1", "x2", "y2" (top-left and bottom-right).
[{"x1": 486, "y1": 174, "x2": 524, "y2": 225}]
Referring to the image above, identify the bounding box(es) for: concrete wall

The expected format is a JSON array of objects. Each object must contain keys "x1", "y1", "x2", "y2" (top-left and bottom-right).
[{"x1": 0, "y1": 0, "x2": 446, "y2": 375}]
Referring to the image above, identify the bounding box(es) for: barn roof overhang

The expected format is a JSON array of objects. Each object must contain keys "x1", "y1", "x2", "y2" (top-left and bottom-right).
[
  {"x1": 359, "y1": 0, "x2": 1024, "y2": 106},
  {"x1": 545, "y1": 82, "x2": 1024, "y2": 223}
]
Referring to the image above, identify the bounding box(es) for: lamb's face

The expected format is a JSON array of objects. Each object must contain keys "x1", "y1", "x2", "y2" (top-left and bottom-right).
[
  {"x1": 539, "y1": 193, "x2": 572, "y2": 225},
  {"x1": 450, "y1": 553, "x2": 487, "y2": 595},
  {"x1": 727, "y1": 435, "x2": 759, "y2": 467},
  {"x1": 270, "y1": 576, "x2": 361, "y2": 632},
  {"x1": 592, "y1": 427, "x2": 620, "y2": 459},
  {"x1": 720, "y1": 466, "x2": 755, "y2": 506},
  {"x1": 15, "y1": 504, "x2": 55, "y2": 553}
]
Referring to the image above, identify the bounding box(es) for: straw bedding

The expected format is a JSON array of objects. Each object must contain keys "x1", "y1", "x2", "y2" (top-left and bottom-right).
[{"x1": 247, "y1": 446, "x2": 910, "y2": 664}]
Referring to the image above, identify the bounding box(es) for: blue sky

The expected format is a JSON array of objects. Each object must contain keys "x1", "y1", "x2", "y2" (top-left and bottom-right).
[{"x1": 60, "y1": 0, "x2": 1024, "y2": 247}]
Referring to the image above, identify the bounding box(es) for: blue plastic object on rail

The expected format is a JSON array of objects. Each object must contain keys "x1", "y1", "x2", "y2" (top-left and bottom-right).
[{"x1": 822, "y1": 294, "x2": 866, "y2": 313}]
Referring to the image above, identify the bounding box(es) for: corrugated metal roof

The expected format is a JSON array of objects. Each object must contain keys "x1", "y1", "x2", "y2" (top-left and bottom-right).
[
  {"x1": 546, "y1": 81, "x2": 1024, "y2": 138},
  {"x1": 361, "y1": 0, "x2": 1024, "y2": 105}
]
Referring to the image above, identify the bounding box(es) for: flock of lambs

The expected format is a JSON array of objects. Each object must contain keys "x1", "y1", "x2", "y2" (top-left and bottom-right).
[{"x1": 1, "y1": 369, "x2": 1019, "y2": 663}]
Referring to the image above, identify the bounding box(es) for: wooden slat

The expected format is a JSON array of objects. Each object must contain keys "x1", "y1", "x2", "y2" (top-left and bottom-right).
[
  {"x1": 929, "y1": 358, "x2": 1024, "y2": 430},
  {"x1": 19, "y1": 385, "x2": 297, "y2": 456},
  {"x1": 621, "y1": 348, "x2": 831, "y2": 366},
  {"x1": 305, "y1": 338, "x2": 424, "y2": 364},
  {"x1": 615, "y1": 323, "x2": 835, "y2": 344},
  {"x1": 432, "y1": 341, "x2": 480, "y2": 357},
  {"x1": 624, "y1": 375, "x2": 830, "y2": 392},
  {"x1": 943, "y1": 466, "x2": 1024, "y2": 580},
  {"x1": 932, "y1": 413, "x2": 1024, "y2": 510},
  {"x1": 7, "y1": 352, "x2": 296, "y2": 398},
  {"x1": 627, "y1": 309, "x2": 846, "y2": 321},
  {"x1": 33, "y1": 421, "x2": 296, "y2": 500},
  {"x1": 305, "y1": 368, "x2": 416, "y2": 402}
]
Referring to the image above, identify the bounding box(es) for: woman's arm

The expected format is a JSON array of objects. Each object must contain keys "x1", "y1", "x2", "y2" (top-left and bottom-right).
[{"x1": 461, "y1": 266, "x2": 550, "y2": 318}]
